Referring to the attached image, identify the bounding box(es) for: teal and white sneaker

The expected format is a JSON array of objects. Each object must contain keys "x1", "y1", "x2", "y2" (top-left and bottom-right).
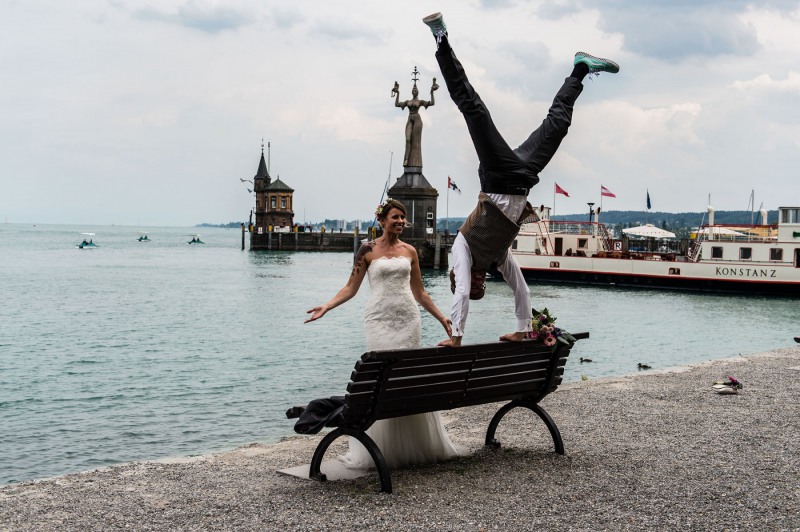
[
  {"x1": 423, "y1": 12, "x2": 447, "y2": 42},
  {"x1": 574, "y1": 52, "x2": 619, "y2": 74}
]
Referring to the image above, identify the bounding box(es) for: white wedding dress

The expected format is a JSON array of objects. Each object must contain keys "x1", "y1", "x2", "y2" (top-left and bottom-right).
[{"x1": 340, "y1": 256, "x2": 460, "y2": 469}]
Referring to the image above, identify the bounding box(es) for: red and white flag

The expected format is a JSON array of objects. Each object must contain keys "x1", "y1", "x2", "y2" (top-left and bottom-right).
[
  {"x1": 601, "y1": 185, "x2": 616, "y2": 198},
  {"x1": 448, "y1": 176, "x2": 461, "y2": 194},
  {"x1": 554, "y1": 183, "x2": 570, "y2": 197}
]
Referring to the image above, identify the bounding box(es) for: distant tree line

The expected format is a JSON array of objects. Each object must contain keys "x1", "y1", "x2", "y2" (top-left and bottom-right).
[
  {"x1": 436, "y1": 209, "x2": 779, "y2": 239},
  {"x1": 199, "y1": 210, "x2": 778, "y2": 234},
  {"x1": 196, "y1": 222, "x2": 242, "y2": 228}
]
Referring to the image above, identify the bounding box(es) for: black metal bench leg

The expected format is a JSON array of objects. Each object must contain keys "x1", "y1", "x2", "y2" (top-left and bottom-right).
[
  {"x1": 485, "y1": 402, "x2": 516, "y2": 448},
  {"x1": 485, "y1": 401, "x2": 565, "y2": 455},
  {"x1": 345, "y1": 429, "x2": 392, "y2": 494},
  {"x1": 307, "y1": 428, "x2": 393, "y2": 493},
  {"x1": 530, "y1": 404, "x2": 565, "y2": 455},
  {"x1": 309, "y1": 428, "x2": 343, "y2": 482}
]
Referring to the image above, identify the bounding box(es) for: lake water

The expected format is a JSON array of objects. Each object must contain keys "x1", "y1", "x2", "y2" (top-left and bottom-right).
[{"x1": 1, "y1": 223, "x2": 797, "y2": 485}]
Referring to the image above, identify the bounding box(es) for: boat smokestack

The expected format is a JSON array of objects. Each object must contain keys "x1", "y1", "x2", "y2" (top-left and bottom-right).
[{"x1": 760, "y1": 208, "x2": 768, "y2": 225}]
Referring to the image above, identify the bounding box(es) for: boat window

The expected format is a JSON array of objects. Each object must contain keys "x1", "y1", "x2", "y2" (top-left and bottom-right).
[
  {"x1": 770, "y1": 248, "x2": 783, "y2": 261},
  {"x1": 511, "y1": 239, "x2": 518, "y2": 250},
  {"x1": 739, "y1": 247, "x2": 752, "y2": 260},
  {"x1": 711, "y1": 246, "x2": 723, "y2": 259},
  {"x1": 668, "y1": 268, "x2": 680, "y2": 275},
  {"x1": 578, "y1": 238, "x2": 588, "y2": 249},
  {"x1": 795, "y1": 249, "x2": 800, "y2": 269},
  {"x1": 550, "y1": 261, "x2": 560, "y2": 268}
]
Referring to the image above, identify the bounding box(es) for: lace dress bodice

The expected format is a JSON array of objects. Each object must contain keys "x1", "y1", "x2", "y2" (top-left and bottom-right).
[{"x1": 364, "y1": 257, "x2": 421, "y2": 351}]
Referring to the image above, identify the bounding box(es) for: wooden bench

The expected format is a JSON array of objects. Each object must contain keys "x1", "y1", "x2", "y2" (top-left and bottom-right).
[{"x1": 287, "y1": 332, "x2": 588, "y2": 493}]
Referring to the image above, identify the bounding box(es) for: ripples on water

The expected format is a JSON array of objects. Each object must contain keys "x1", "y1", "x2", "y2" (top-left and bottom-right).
[{"x1": 1, "y1": 223, "x2": 797, "y2": 484}]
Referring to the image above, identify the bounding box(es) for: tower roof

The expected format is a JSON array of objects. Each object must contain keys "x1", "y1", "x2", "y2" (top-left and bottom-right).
[
  {"x1": 267, "y1": 177, "x2": 294, "y2": 192},
  {"x1": 254, "y1": 152, "x2": 270, "y2": 181}
]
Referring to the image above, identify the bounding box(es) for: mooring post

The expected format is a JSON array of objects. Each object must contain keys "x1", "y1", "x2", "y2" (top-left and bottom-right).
[
  {"x1": 241, "y1": 223, "x2": 245, "y2": 250},
  {"x1": 433, "y1": 232, "x2": 442, "y2": 270}
]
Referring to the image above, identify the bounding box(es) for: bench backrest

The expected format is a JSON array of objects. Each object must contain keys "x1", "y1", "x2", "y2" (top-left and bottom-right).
[{"x1": 341, "y1": 335, "x2": 586, "y2": 428}]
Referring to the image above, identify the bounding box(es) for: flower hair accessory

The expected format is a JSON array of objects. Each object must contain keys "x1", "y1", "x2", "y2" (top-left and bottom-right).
[
  {"x1": 375, "y1": 197, "x2": 394, "y2": 219},
  {"x1": 527, "y1": 307, "x2": 576, "y2": 350}
]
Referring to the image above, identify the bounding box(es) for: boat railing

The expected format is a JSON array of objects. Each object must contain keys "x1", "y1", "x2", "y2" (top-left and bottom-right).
[
  {"x1": 692, "y1": 224, "x2": 778, "y2": 243},
  {"x1": 547, "y1": 221, "x2": 600, "y2": 235}
]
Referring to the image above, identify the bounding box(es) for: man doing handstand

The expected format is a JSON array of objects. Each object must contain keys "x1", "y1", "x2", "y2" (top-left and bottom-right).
[{"x1": 422, "y1": 12, "x2": 619, "y2": 347}]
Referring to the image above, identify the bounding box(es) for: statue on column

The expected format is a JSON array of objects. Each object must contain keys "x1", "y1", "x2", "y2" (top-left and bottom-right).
[{"x1": 392, "y1": 66, "x2": 438, "y2": 168}]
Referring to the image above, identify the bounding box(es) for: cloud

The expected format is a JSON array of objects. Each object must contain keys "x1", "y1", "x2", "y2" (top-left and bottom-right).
[
  {"x1": 599, "y1": 9, "x2": 760, "y2": 61},
  {"x1": 537, "y1": 0, "x2": 580, "y2": 20},
  {"x1": 272, "y1": 6, "x2": 303, "y2": 29},
  {"x1": 536, "y1": 1, "x2": 796, "y2": 62},
  {"x1": 309, "y1": 19, "x2": 386, "y2": 46},
  {"x1": 732, "y1": 71, "x2": 800, "y2": 92},
  {"x1": 133, "y1": 1, "x2": 253, "y2": 34},
  {"x1": 478, "y1": 0, "x2": 518, "y2": 8}
]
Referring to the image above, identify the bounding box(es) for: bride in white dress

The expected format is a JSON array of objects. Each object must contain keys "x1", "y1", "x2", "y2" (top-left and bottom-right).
[{"x1": 305, "y1": 199, "x2": 460, "y2": 468}]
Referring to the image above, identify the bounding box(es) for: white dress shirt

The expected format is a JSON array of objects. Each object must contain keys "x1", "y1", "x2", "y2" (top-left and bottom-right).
[{"x1": 450, "y1": 193, "x2": 532, "y2": 337}]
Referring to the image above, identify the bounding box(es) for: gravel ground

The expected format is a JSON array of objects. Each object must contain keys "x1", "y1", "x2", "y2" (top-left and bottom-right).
[{"x1": 2, "y1": 346, "x2": 799, "y2": 531}]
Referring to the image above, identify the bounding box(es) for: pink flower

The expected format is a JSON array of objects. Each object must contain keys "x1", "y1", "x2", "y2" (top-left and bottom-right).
[{"x1": 544, "y1": 334, "x2": 557, "y2": 347}]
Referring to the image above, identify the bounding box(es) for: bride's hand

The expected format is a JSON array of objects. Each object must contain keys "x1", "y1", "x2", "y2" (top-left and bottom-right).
[
  {"x1": 440, "y1": 317, "x2": 452, "y2": 337},
  {"x1": 305, "y1": 306, "x2": 328, "y2": 323}
]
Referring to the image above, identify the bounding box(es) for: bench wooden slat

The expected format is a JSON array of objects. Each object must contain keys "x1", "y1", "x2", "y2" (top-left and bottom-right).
[
  {"x1": 351, "y1": 347, "x2": 557, "y2": 383},
  {"x1": 361, "y1": 341, "x2": 553, "y2": 363},
  {"x1": 370, "y1": 377, "x2": 549, "y2": 419},
  {"x1": 345, "y1": 374, "x2": 552, "y2": 418},
  {"x1": 347, "y1": 356, "x2": 561, "y2": 394}
]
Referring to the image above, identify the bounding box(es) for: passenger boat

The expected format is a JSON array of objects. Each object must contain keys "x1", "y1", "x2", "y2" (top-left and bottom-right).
[
  {"x1": 510, "y1": 205, "x2": 800, "y2": 295},
  {"x1": 137, "y1": 232, "x2": 150, "y2": 242},
  {"x1": 187, "y1": 234, "x2": 205, "y2": 245}
]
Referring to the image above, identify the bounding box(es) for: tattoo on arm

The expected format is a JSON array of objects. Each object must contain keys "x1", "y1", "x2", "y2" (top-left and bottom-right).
[{"x1": 352, "y1": 242, "x2": 373, "y2": 276}]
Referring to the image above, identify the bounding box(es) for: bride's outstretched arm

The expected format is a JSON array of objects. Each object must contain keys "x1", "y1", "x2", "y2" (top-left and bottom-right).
[
  {"x1": 305, "y1": 243, "x2": 371, "y2": 323},
  {"x1": 408, "y1": 248, "x2": 453, "y2": 337}
]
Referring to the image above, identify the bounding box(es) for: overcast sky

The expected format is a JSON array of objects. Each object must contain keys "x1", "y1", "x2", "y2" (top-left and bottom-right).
[{"x1": 2, "y1": 1, "x2": 799, "y2": 226}]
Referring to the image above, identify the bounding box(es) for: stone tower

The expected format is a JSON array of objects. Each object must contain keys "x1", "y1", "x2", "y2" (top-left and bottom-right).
[
  {"x1": 250, "y1": 143, "x2": 295, "y2": 248},
  {"x1": 263, "y1": 176, "x2": 295, "y2": 231}
]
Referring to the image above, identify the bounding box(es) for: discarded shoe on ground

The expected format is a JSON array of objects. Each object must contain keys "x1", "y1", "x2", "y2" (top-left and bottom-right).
[{"x1": 712, "y1": 376, "x2": 742, "y2": 394}]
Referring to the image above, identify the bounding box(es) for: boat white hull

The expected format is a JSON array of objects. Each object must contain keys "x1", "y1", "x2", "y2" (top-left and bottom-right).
[{"x1": 513, "y1": 253, "x2": 800, "y2": 295}]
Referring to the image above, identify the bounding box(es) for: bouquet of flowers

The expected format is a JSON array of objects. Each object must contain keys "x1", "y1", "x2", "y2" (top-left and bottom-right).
[{"x1": 527, "y1": 308, "x2": 576, "y2": 350}]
